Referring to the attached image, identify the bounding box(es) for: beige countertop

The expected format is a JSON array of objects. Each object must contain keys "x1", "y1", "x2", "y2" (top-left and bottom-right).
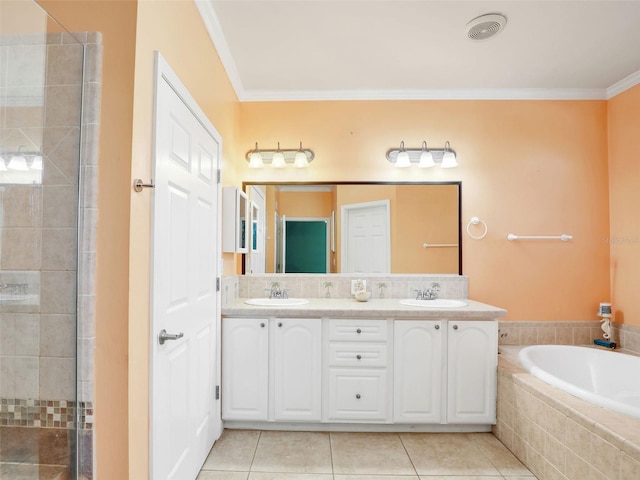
[{"x1": 222, "y1": 298, "x2": 507, "y2": 319}]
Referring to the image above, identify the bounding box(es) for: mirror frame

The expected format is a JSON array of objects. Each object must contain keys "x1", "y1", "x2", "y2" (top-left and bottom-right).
[{"x1": 242, "y1": 181, "x2": 463, "y2": 275}]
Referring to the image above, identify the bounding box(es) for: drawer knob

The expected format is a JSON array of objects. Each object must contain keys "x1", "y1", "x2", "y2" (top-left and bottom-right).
[
  {"x1": 453, "y1": 324, "x2": 458, "y2": 330},
  {"x1": 260, "y1": 322, "x2": 265, "y2": 328},
  {"x1": 356, "y1": 354, "x2": 362, "y2": 360},
  {"x1": 356, "y1": 328, "x2": 362, "y2": 334},
  {"x1": 355, "y1": 394, "x2": 361, "y2": 399},
  {"x1": 278, "y1": 322, "x2": 283, "y2": 327},
  {"x1": 435, "y1": 324, "x2": 440, "y2": 330}
]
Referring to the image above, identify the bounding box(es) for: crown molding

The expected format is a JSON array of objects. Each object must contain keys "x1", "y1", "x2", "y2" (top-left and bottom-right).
[
  {"x1": 606, "y1": 69, "x2": 640, "y2": 99},
  {"x1": 240, "y1": 88, "x2": 608, "y2": 102},
  {"x1": 195, "y1": 0, "x2": 245, "y2": 101}
]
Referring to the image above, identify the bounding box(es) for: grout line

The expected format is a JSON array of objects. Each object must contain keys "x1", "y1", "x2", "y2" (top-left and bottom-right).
[
  {"x1": 328, "y1": 430, "x2": 335, "y2": 479},
  {"x1": 248, "y1": 430, "x2": 262, "y2": 474},
  {"x1": 397, "y1": 432, "x2": 419, "y2": 477}
]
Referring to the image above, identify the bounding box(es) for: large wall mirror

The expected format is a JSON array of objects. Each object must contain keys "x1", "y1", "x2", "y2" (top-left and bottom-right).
[{"x1": 242, "y1": 182, "x2": 462, "y2": 275}]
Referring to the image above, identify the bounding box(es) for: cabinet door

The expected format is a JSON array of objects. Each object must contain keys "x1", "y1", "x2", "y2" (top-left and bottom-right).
[
  {"x1": 447, "y1": 321, "x2": 498, "y2": 424},
  {"x1": 222, "y1": 318, "x2": 268, "y2": 420},
  {"x1": 273, "y1": 318, "x2": 322, "y2": 421},
  {"x1": 328, "y1": 369, "x2": 387, "y2": 421},
  {"x1": 394, "y1": 320, "x2": 443, "y2": 423}
]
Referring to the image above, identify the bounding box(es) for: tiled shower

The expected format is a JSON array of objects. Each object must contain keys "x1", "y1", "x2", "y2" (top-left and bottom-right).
[{"x1": 0, "y1": 1, "x2": 100, "y2": 478}]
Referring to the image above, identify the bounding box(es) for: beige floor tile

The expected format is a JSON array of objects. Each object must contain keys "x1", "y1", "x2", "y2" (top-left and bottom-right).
[
  {"x1": 330, "y1": 432, "x2": 416, "y2": 475},
  {"x1": 336, "y1": 476, "x2": 419, "y2": 480},
  {"x1": 197, "y1": 471, "x2": 249, "y2": 480},
  {"x1": 249, "y1": 474, "x2": 333, "y2": 480},
  {"x1": 400, "y1": 433, "x2": 500, "y2": 476},
  {"x1": 468, "y1": 432, "x2": 532, "y2": 476},
  {"x1": 418, "y1": 477, "x2": 503, "y2": 480},
  {"x1": 202, "y1": 429, "x2": 261, "y2": 471},
  {"x1": 251, "y1": 431, "x2": 332, "y2": 474}
]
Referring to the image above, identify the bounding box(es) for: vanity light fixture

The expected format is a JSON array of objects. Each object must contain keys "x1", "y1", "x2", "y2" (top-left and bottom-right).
[
  {"x1": 245, "y1": 141, "x2": 315, "y2": 168},
  {"x1": 386, "y1": 141, "x2": 458, "y2": 168}
]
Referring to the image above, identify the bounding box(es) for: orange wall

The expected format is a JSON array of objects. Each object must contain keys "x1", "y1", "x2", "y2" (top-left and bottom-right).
[
  {"x1": 279, "y1": 190, "x2": 333, "y2": 217},
  {"x1": 240, "y1": 100, "x2": 611, "y2": 321},
  {"x1": 608, "y1": 84, "x2": 640, "y2": 328},
  {"x1": 37, "y1": 0, "x2": 240, "y2": 478},
  {"x1": 37, "y1": 1, "x2": 137, "y2": 478}
]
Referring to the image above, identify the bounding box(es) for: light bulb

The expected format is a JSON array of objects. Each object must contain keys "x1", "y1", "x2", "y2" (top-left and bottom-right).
[
  {"x1": 8, "y1": 155, "x2": 28, "y2": 171},
  {"x1": 271, "y1": 151, "x2": 286, "y2": 168},
  {"x1": 294, "y1": 150, "x2": 308, "y2": 168},
  {"x1": 248, "y1": 151, "x2": 264, "y2": 168},
  {"x1": 418, "y1": 150, "x2": 435, "y2": 168},
  {"x1": 30, "y1": 155, "x2": 43, "y2": 170},
  {"x1": 395, "y1": 150, "x2": 411, "y2": 168},
  {"x1": 441, "y1": 151, "x2": 458, "y2": 168}
]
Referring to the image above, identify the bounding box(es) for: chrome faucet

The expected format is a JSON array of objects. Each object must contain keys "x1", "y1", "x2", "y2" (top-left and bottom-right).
[
  {"x1": 266, "y1": 282, "x2": 288, "y2": 299},
  {"x1": 414, "y1": 283, "x2": 440, "y2": 300}
]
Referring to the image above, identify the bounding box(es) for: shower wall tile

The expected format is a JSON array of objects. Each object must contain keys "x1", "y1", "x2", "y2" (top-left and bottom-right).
[
  {"x1": 0, "y1": 228, "x2": 42, "y2": 270},
  {"x1": 40, "y1": 271, "x2": 76, "y2": 315},
  {"x1": 6, "y1": 44, "x2": 46, "y2": 88},
  {"x1": 40, "y1": 357, "x2": 75, "y2": 400},
  {"x1": 81, "y1": 123, "x2": 100, "y2": 166},
  {"x1": 1, "y1": 186, "x2": 43, "y2": 227},
  {"x1": 82, "y1": 82, "x2": 101, "y2": 125},
  {"x1": 14, "y1": 314, "x2": 40, "y2": 356},
  {"x1": 3, "y1": 104, "x2": 44, "y2": 128},
  {"x1": 77, "y1": 294, "x2": 95, "y2": 339},
  {"x1": 46, "y1": 44, "x2": 84, "y2": 86},
  {"x1": 78, "y1": 252, "x2": 96, "y2": 296},
  {"x1": 44, "y1": 85, "x2": 82, "y2": 127},
  {"x1": 14, "y1": 356, "x2": 39, "y2": 398},
  {"x1": 78, "y1": 337, "x2": 94, "y2": 383},
  {"x1": 42, "y1": 186, "x2": 78, "y2": 227},
  {"x1": 82, "y1": 165, "x2": 98, "y2": 208},
  {"x1": 83, "y1": 43, "x2": 103, "y2": 84},
  {"x1": 41, "y1": 228, "x2": 77, "y2": 270},
  {"x1": 0, "y1": 356, "x2": 16, "y2": 397},
  {"x1": 40, "y1": 314, "x2": 75, "y2": 357},
  {"x1": 46, "y1": 126, "x2": 81, "y2": 184}
]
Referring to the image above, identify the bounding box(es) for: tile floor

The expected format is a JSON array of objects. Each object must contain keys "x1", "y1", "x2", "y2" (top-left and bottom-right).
[{"x1": 198, "y1": 429, "x2": 537, "y2": 480}]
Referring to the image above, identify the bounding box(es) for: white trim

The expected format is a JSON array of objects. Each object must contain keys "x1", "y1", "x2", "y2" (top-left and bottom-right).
[
  {"x1": 194, "y1": 0, "x2": 245, "y2": 101},
  {"x1": 606, "y1": 69, "x2": 640, "y2": 99}
]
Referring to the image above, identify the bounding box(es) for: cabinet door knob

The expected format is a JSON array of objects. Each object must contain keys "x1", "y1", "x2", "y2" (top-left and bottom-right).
[
  {"x1": 260, "y1": 322, "x2": 265, "y2": 328},
  {"x1": 453, "y1": 324, "x2": 458, "y2": 330},
  {"x1": 356, "y1": 328, "x2": 362, "y2": 334},
  {"x1": 356, "y1": 354, "x2": 362, "y2": 360},
  {"x1": 278, "y1": 322, "x2": 283, "y2": 327},
  {"x1": 355, "y1": 394, "x2": 361, "y2": 399},
  {"x1": 435, "y1": 324, "x2": 440, "y2": 330}
]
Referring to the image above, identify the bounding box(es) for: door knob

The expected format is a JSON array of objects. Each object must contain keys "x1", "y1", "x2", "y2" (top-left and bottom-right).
[{"x1": 158, "y1": 329, "x2": 184, "y2": 345}]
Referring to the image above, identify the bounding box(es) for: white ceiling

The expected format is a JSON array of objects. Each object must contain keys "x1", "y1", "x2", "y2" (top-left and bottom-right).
[{"x1": 200, "y1": 1, "x2": 640, "y2": 101}]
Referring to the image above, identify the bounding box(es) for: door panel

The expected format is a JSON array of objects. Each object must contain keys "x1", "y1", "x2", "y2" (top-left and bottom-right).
[{"x1": 152, "y1": 54, "x2": 222, "y2": 480}]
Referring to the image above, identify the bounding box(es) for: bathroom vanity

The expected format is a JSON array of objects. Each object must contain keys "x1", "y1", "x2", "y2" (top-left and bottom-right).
[{"x1": 221, "y1": 298, "x2": 506, "y2": 432}]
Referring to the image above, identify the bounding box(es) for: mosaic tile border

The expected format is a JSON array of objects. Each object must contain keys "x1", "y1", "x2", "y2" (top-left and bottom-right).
[{"x1": 0, "y1": 398, "x2": 93, "y2": 429}]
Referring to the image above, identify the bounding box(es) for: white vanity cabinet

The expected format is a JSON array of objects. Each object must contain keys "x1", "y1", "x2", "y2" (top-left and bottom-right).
[
  {"x1": 446, "y1": 320, "x2": 498, "y2": 424},
  {"x1": 222, "y1": 318, "x2": 268, "y2": 421},
  {"x1": 273, "y1": 318, "x2": 322, "y2": 421},
  {"x1": 393, "y1": 320, "x2": 444, "y2": 423},
  {"x1": 222, "y1": 317, "x2": 322, "y2": 422},
  {"x1": 325, "y1": 319, "x2": 392, "y2": 422}
]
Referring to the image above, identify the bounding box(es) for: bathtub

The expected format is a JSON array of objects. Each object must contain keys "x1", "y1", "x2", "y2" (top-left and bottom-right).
[{"x1": 518, "y1": 345, "x2": 640, "y2": 419}]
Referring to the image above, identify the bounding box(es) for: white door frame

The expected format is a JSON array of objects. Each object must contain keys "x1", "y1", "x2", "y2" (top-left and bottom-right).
[
  {"x1": 340, "y1": 200, "x2": 391, "y2": 273},
  {"x1": 149, "y1": 51, "x2": 223, "y2": 477}
]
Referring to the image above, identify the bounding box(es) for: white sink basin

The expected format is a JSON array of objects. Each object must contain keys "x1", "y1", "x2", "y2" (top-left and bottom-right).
[
  {"x1": 244, "y1": 298, "x2": 309, "y2": 307},
  {"x1": 399, "y1": 299, "x2": 468, "y2": 308}
]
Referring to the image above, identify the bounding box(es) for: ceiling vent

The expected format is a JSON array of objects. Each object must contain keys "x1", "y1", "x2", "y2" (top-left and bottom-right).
[{"x1": 466, "y1": 13, "x2": 507, "y2": 41}]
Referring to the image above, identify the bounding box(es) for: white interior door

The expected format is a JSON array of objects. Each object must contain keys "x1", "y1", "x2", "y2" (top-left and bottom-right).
[
  {"x1": 341, "y1": 200, "x2": 391, "y2": 273},
  {"x1": 151, "y1": 53, "x2": 222, "y2": 480}
]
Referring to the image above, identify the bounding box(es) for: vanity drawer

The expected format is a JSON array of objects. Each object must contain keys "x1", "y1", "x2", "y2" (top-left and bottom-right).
[
  {"x1": 328, "y1": 319, "x2": 387, "y2": 342},
  {"x1": 328, "y1": 343, "x2": 387, "y2": 367},
  {"x1": 327, "y1": 368, "x2": 388, "y2": 421}
]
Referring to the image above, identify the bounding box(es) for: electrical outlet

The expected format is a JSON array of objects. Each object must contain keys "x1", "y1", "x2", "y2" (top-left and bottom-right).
[{"x1": 351, "y1": 279, "x2": 366, "y2": 294}]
